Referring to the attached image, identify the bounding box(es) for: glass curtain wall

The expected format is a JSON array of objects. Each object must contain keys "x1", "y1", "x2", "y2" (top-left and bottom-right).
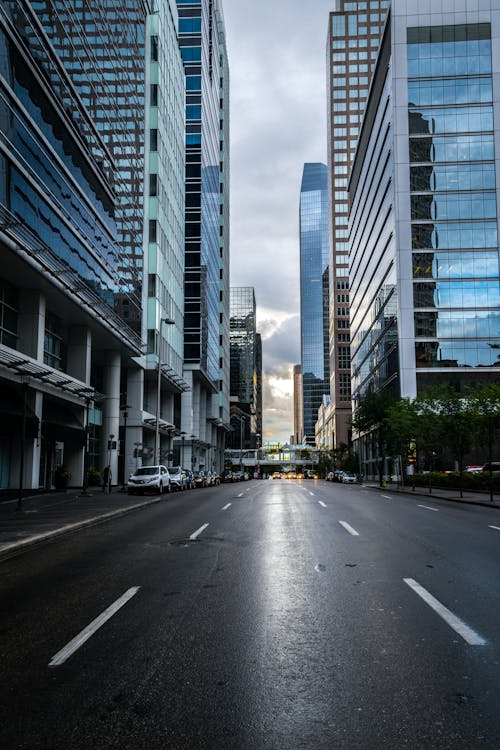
[{"x1": 408, "y1": 23, "x2": 500, "y2": 386}]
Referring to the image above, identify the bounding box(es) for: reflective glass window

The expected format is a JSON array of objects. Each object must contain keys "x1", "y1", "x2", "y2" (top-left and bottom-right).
[
  {"x1": 412, "y1": 251, "x2": 499, "y2": 279},
  {"x1": 408, "y1": 106, "x2": 493, "y2": 136},
  {"x1": 412, "y1": 221, "x2": 497, "y2": 250},
  {"x1": 413, "y1": 280, "x2": 500, "y2": 308}
]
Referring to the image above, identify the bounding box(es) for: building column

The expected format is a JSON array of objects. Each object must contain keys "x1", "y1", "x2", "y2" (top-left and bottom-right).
[
  {"x1": 101, "y1": 350, "x2": 121, "y2": 485},
  {"x1": 67, "y1": 326, "x2": 92, "y2": 384},
  {"x1": 18, "y1": 291, "x2": 45, "y2": 360},
  {"x1": 126, "y1": 367, "x2": 144, "y2": 476}
]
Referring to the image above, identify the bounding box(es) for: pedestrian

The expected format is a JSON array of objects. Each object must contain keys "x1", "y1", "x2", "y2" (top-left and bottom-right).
[{"x1": 102, "y1": 464, "x2": 112, "y2": 493}]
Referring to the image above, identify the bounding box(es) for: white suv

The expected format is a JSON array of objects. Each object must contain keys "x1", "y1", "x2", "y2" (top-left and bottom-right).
[
  {"x1": 168, "y1": 466, "x2": 186, "y2": 491},
  {"x1": 128, "y1": 465, "x2": 170, "y2": 495}
]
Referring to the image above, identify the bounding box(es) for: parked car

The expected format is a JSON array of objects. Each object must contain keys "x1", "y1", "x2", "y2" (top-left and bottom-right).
[
  {"x1": 128, "y1": 465, "x2": 170, "y2": 495},
  {"x1": 233, "y1": 470, "x2": 245, "y2": 482},
  {"x1": 341, "y1": 472, "x2": 358, "y2": 484},
  {"x1": 206, "y1": 471, "x2": 220, "y2": 486},
  {"x1": 168, "y1": 465, "x2": 186, "y2": 491},
  {"x1": 193, "y1": 470, "x2": 207, "y2": 488},
  {"x1": 482, "y1": 462, "x2": 500, "y2": 473},
  {"x1": 222, "y1": 470, "x2": 235, "y2": 482},
  {"x1": 272, "y1": 472, "x2": 282, "y2": 479}
]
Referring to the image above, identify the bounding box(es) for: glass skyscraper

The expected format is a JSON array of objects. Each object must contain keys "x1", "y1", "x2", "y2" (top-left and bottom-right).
[
  {"x1": 299, "y1": 163, "x2": 330, "y2": 445},
  {"x1": 349, "y1": 1, "x2": 500, "y2": 476}
]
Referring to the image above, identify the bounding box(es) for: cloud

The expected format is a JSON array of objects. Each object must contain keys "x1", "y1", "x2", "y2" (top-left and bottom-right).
[{"x1": 224, "y1": 0, "x2": 333, "y2": 439}]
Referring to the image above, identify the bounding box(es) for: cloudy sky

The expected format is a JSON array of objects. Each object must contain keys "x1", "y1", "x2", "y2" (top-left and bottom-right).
[
  {"x1": 223, "y1": 0, "x2": 334, "y2": 444},
  {"x1": 223, "y1": 0, "x2": 334, "y2": 441}
]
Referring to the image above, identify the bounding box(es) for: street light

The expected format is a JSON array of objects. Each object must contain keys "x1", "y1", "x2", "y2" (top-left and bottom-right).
[
  {"x1": 120, "y1": 403, "x2": 131, "y2": 488},
  {"x1": 155, "y1": 316, "x2": 175, "y2": 465}
]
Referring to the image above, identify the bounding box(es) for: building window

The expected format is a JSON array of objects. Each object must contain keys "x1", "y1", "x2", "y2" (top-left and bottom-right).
[
  {"x1": 0, "y1": 279, "x2": 18, "y2": 349},
  {"x1": 44, "y1": 312, "x2": 64, "y2": 371}
]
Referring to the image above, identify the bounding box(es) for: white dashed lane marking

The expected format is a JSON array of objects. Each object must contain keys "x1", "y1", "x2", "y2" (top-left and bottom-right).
[
  {"x1": 318, "y1": 501, "x2": 327, "y2": 508},
  {"x1": 339, "y1": 521, "x2": 359, "y2": 536},
  {"x1": 418, "y1": 505, "x2": 439, "y2": 512},
  {"x1": 404, "y1": 578, "x2": 486, "y2": 646},
  {"x1": 190, "y1": 523, "x2": 209, "y2": 540},
  {"x1": 49, "y1": 587, "x2": 140, "y2": 667},
  {"x1": 221, "y1": 503, "x2": 232, "y2": 511}
]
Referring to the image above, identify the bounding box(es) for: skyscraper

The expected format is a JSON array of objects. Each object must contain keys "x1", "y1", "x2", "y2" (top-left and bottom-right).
[
  {"x1": 349, "y1": 0, "x2": 500, "y2": 475},
  {"x1": 326, "y1": 0, "x2": 388, "y2": 447},
  {"x1": 299, "y1": 163, "x2": 330, "y2": 445},
  {"x1": 293, "y1": 364, "x2": 303, "y2": 445},
  {"x1": 176, "y1": 0, "x2": 230, "y2": 472},
  {"x1": 229, "y1": 287, "x2": 260, "y2": 450}
]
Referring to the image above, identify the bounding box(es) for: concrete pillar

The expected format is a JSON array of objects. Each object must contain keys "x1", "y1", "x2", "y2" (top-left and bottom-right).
[
  {"x1": 67, "y1": 326, "x2": 92, "y2": 384},
  {"x1": 101, "y1": 350, "x2": 121, "y2": 485},
  {"x1": 25, "y1": 390, "x2": 43, "y2": 489},
  {"x1": 18, "y1": 291, "x2": 45, "y2": 360},
  {"x1": 126, "y1": 367, "x2": 144, "y2": 476},
  {"x1": 199, "y1": 388, "x2": 207, "y2": 443}
]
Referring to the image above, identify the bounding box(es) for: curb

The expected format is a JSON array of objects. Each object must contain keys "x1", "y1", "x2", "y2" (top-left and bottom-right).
[
  {"x1": 0, "y1": 496, "x2": 162, "y2": 562},
  {"x1": 363, "y1": 484, "x2": 500, "y2": 510}
]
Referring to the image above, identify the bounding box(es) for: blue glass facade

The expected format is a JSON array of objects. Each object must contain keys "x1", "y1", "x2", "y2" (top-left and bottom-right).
[
  {"x1": 408, "y1": 23, "x2": 500, "y2": 377},
  {"x1": 28, "y1": 0, "x2": 150, "y2": 330},
  {"x1": 300, "y1": 163, "x2": 330, "y2": 444},
  {"x1": 0, "y1": 2, "x2": 125, "y2": 305}
]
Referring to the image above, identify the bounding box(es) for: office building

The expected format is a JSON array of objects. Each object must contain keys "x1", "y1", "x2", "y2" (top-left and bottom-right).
[
  {"x1": 176, "y1": 0, "x2": 230, "y2": 473},
  {"x1": 229, "y1": 287, "x2": 261, "y2": 450},
  {"x1": 326, "y1": 0, "x2": 388, "y2": 447},
  {"x1": 0, "y1": 1, "x2": 144, "y2": 489},
  {"x1": 349, "y1": 1, "x2": 500, "y2": 475},
  {"x1": 29, "y1": 0, "x2": 187, "y2": 481},
  {"x1": 299, "y1": 163, "x2": 330, "y2": 446}
]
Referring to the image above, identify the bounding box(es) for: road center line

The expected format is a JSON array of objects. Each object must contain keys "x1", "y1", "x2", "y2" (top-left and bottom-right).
[
  {"x1": 403, "y1": 578, "x2": 486, "y2": 646},
  {"x1": 190, "y1": 523, "x2": 209, "y2": 540},
  {"x1": 49, "y1": 587, "x2": 140, "y2": 667},
  {"x1": 339, "y1": 521, "x2": 359, "y2": 536},
  {"x1": 221, "y1": 503, "x2": 232, "y2": 511},
  {"x1": 489, "y1": 525, "x2": 500, "y2": 531},
  {"x1": 318, "y1": 500, "x2": 327, "y2": 508},
  {"x1": 418, "y1": 504, "x2": 439, "y2": 512}
]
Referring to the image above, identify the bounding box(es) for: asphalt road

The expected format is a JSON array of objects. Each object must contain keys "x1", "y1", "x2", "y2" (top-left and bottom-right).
[{"x1": 1, "y1": 479, "x2": 500, "y2": 749}]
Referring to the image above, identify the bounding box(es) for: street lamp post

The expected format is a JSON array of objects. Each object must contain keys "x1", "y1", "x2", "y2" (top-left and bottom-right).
[
  {"x1": 155, "y1": 317, "x2": 175, "y2": 465},
  {"x1": 120, "y1": 403, "x2": 131, "y2": 488}
]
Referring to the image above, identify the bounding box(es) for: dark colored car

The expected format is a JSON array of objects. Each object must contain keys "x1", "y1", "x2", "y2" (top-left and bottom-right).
[{"x1": 193, "y1": 470, "x2": 207, "y2": 488}]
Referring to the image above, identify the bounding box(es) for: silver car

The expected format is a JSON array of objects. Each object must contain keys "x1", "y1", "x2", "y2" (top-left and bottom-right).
[{"x1": 128, "y1": 465, "x2": 170, "y2": 495}]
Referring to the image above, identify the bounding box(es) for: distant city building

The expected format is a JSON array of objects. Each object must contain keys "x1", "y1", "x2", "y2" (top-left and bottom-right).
[
  {"x1": 229, "y1": 287, "x2": 261, "y2": 450},
  {"x1": 326, "y1": 0, "x2": 388, "y2": 447},
  {"x1": 176, "y1": 0, "x2": 230, "y2": 472},
  {"x1": 315, "y1": 395, "x2": 334, "y2": 450},
  {"x1": 349, "y1": 1, "x2": 500, "y2": 477},
  {"x1": 293, "y1": 364, "x2": 303, "y2": 444},
  {"x1": 299, "y1": 163, "x2": 330, "y2": 446}
]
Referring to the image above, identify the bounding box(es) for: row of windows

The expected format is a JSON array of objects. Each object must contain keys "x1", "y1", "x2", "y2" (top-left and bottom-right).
[
  {"x1": 415, "y1": 341, "x2": 500, "y2": 369},
  {"x1": 414, "y1": 310, "x2": 500, "y2": 339},
  {"x1": 413, "y1": 280, "x2": 500, "y2": 309},
  {"x1": 409, "y1": 134, "x2": 494, "y2": 164},
  {"x1": 412, "y1": 251, "x2": 499, "y2": 280},
  {"x1": 410, "y1": 192, "x2": 496, "y2": 222},
  {"x1": 407, "y1": 43, "x2": 491, "y2": 79},
  {"x1": 411, "y1": 221, "x2": 497, "y2": 250},
  {"x1": 410, "y1": 163, "x2": 495, "y2": 193},
  {"x1": 409, "y1": 105, "x2": 493, "y2": 137},
  {"x1": 408, "y1": 78, "x2": 492, "y2": 108}
]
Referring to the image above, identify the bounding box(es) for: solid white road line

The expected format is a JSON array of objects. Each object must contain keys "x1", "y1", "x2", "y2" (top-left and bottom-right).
[
  {"x1": 49, "y1": 587, "x2": 140, "y2": 667},
  {"x1": 381, "y1": 495, "x2": 392, "y2": 499},
  {"x1": 318, "y1": 501, "x2": 327, "y2": 508},
  {"x1": 418, "y1": 504, "x2": 439, "y2": 512},
  {"x1": 489, "y1": 525, "x2": 500, "y2": 531},
  {"x1": 221, "y1": 503, "x2": 232, "y2": 511},
  {"x1": 403, "y1": 578, "x2": 486, "y2": 646},
  {"x1": 339, "y1": 521, "x2": 359, "y2": 536},
  {"x1": 190, "y1": 523, "x2": 209, "y2": 540}
]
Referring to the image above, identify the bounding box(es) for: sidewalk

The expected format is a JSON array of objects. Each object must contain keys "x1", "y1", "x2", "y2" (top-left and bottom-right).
[
  {"x1": 0, "y1": 488, "x2": 161, "y2": 561},
  {"x1": 363, "y1": 481, "x2": 500, "y2": 509}
]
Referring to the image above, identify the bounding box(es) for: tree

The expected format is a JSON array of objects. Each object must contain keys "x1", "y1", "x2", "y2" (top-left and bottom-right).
[
  {"x1": 352, "y1": 390, "x2": 396, "y2": 486},
  {"x1": 469, "y1": 383, "x2": 500, "y2": 502},
  {"x1": 386, "y1": 398, "x2": 419, "y2": 485}
]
